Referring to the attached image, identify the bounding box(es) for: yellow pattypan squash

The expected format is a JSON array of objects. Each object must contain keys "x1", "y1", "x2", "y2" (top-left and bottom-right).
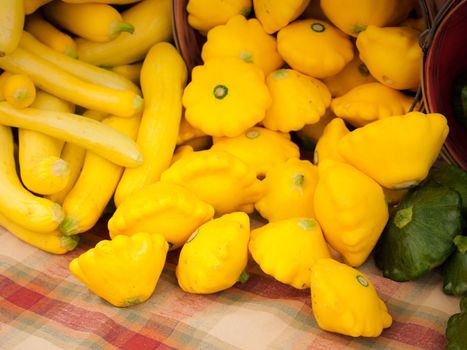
[
  {"x1": 201, "y1": 15, "x2": 283, "y2": 76},
  {"x1": 253, "y1": 0, "x2": 310, "y2": 34},
  {"x1": 69, "y1": 232, "x2": 168, "y2": 307},
  {"x1": 356, "y1": 25, "x2": 422, "y2": 90},
  {"x1": 296, "y1": 109, "x2": 336, "y2": 149},
  {"x1": 249, "y1": 218, "x2": 331, "y2": 289},
  {"x1": 331, "y1": 82, "x2": 414, "y2": 127},
  {"x1": 314, "y1": 160, "x2": 389, "y2": 266},
  {"x1": 176, "y1": 212, "x2": 250, "y2": 294},
  {"x1": 313, "y1": 118, "x2": 349, "y2": 165},
  {"x1": 323, "y1": 56, "x2": 377, "y2": 97},
  {"x1": 211, "y1": 126, "x2": 300, "y2": 178},
  {"x1": 182, "y1": 57, "x2": 271, "y2": 137},
  {"x1": 186, "y1": 0, "x2": 252, "y2": 33},
  {"x1": 255, "y1": 158, "x2": 319, "y2": 221},
  {"x1": 320, "y1": 0, "x2": 415, "y2": 37},
  {"x1": 311, "y1": 258, "x2": 392, "y2": 337},
  {"x1": 263, "y1": 68, "x2": 331, "y2": 132},
  {"x1": 277, "y1": 19, "x2": 354, "y2": 79},
  {"x1": 161, "y1": 149, "x2": 264, "y2": 215},
  {"x1": 107, "y1": 182, "x2": 214, "y2": 249},
  {"x1": 338, "y1": 112, "x2": 449, "y2": 189}
]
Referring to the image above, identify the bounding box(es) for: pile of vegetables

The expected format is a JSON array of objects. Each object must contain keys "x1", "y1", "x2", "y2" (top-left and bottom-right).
[{"x1": 0, "y1": 0, "x2": 465, "y2": 345}]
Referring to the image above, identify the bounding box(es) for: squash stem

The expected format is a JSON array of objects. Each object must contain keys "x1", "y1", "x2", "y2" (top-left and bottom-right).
[
  {"x1": 14, "y1": 88, "x2": 31, "y2": 103},
  {"x1": 394, "y1": 207, "x2": 413, "y2": 229},
  {"x1": 52, "y1": 203, "x2": 65, "y2": 223},
  {"x1": 311, "y1": 23, "x2": 325, "y2": 32},
  {"x1": 213, "y1": 85, "x2": 228, "y2": 100},
  {"x1": 133, "y1": 95, "x2": 144, "y2": 112},
  {"x1": 239, "y1": 271, "x2": 250, "y2": 284},
  {"x1": 51, "y1": 159, "x2": 69, "y2": 177},
  {"x1": 352, "y1": 24, "x2": 367, "y2": 34},
  {"x1": 63, "y1": 46, "x2": 78, "y2": 59},
  {"x1": 60, "y1": 234, "x2": 80, "y2": 251},
  {"x1": 240, "y1": 7, "x2": 251, "y2": 17},
  {"x1": 453, "y1": 235, "x2": 467, "y2": 254},
  {"x1": 246, "y1": 129, "x2": 260, "y2": 139},
  {"x1": 59, "y1": 216, "x2": 80, "y2": 236},
  {"x1": 298, "y1": 219, "x2": 316, "y2": 231},
  {"x1": 122, "y1": 296, "x2": 143, "y2": 307},
  {"x1": 111, "y1": 21, "x2": 135, "y2": 37},
  {"x1": 293, "y1": 173, "x2": 305, "y2": 187},
  {"x1": 272, "y1": 69, "x2": 288, "y2": 79}
]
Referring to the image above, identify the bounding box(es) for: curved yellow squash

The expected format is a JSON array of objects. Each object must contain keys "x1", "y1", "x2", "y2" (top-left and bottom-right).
[{"x1": 115, "y1": 42, "x2": 187, "y2": 206}]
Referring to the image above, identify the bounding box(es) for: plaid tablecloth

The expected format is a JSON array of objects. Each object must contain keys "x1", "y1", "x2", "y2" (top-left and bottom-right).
[{"x1": 0, "y1": 218, "x2": 461, "y2": 350}]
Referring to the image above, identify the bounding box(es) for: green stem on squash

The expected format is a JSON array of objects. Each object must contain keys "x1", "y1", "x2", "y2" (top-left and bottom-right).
[
  {"x1": 311, "y1": 23, "x2": 326, "y2": 33},
  {"x1": 213, "y1": 84, "x2": 228, "y2": 100},
  {"x1": 394, "y1": 207, "x2": 413, "y2": 229},
  {"x1": 352, "y1": 24, "x2": 367, "y2": 34},
  {"x1": 453, "y1": 235, "x2": 467, "y2": 254},
  {"x1": 239, "y1": 271, "x2": 250, "y2": 284},
  {"x1": 60, "y1": 234, "x2": 80, "y2": 251},
  {"x1": 110, "y1": 21, "x2": 135, "y2": 38}
]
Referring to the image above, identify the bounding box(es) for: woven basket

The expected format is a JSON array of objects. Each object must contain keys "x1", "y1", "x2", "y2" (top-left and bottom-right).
[{"x1": 172, "y1": 0, "x2": 467, "y2": 169}]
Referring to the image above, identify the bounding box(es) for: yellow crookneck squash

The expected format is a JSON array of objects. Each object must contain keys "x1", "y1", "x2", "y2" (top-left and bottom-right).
[
  {"x1": 25, "y1": 12, "x2": 78, "y2": 58},
  {"x1": 75, "y1": 0, "x2": 173, "y2": 67},
  {"x1": 0, "y1": 210, "x2": 78, "y2": 255},
  {"x1": 60, "y1": 114, "x2": 141, "y2": 236},
  {"x1": 18, "y1": 91, "x2": 73, "y2": 196},
  {"x1": 42, "y1": 1, "x2": 135, "y2": 43},
  {"x1": 114, "y1": 42, "x2": 187, "y2": 206},
  {"x1": 0, "y1": 124, "x2": 64, "y2": 234},
  {"x1": 45, "y1": 109, "x2": 108, "y2": 205},
  {"x1": 1, "y1": 73, "x2": 36, "y2": 109},
  {"x1": 0, "y1": 0, "x2": 24, "y2": 56}
]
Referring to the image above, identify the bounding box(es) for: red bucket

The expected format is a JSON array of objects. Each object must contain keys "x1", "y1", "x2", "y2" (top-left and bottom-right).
[{"x1": 420, "y1": 0, "x2": 467, "y2": 169}]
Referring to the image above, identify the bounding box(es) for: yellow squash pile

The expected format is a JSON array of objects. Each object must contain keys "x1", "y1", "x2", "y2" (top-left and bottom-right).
[{"x1": 0, "y1": 0, "x2": 451, "y2": 339}]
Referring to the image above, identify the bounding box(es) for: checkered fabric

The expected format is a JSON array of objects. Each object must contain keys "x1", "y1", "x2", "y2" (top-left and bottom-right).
[{"x1": 0, "y1": 220, "x2": 460, "y2": 350}]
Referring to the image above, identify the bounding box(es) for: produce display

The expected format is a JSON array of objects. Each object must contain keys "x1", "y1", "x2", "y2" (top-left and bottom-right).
[{"x1": 0, "y1": 0, "x2": 466, "y2": 345}]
